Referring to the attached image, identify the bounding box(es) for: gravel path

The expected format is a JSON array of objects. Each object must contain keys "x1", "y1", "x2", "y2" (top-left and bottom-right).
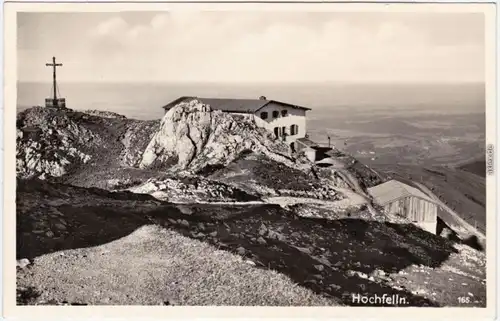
[{"x1": 17, "y1": 225, "x2": 338, "y2": 306}]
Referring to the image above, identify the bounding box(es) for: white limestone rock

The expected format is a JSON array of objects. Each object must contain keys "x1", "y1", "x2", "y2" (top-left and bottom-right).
[{"x1": 140, "y1": 99, "x2": 294, "y2": 172}]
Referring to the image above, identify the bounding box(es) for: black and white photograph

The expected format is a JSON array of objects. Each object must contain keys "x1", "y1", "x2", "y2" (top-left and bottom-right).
[{"x1": 4, "y1": 2, "x2": 496, "y2": 316}]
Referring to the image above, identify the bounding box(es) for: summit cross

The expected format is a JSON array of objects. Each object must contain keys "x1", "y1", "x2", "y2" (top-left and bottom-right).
[{"x1": 45, "y1": 56, "x2": 63, "y2": 101}]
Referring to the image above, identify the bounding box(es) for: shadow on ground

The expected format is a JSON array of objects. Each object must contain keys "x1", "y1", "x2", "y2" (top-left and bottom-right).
[
  {"x1": 17, "y1": 181, "x2": 461, "y2": 307},
  {"x1": 147, "y1": 205, "x2": 458, "y2": 306}
]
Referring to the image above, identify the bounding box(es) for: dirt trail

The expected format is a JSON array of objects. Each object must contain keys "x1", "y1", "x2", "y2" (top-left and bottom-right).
[
  {"x1": 263, "y1": 193, "x2": 366, "y2": 212},
  {"x1": 163, "y1": 195, "x2": 364, "y2": 213},
  {"x1": 269, "y1": 165, "x2": 380, "y2": 217},
  {"x1": 334, "y1": 170, "x2": 380, "y2": 218}
]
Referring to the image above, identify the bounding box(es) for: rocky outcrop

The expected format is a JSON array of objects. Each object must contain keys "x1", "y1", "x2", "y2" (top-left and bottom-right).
[
  {"x1": 16, "y1": 101, "x2": 303, "y2": 184},
  {"x1": 15, "y1": 103, "x2": 372, "y2": 206},
  {"x1": 16, "y1": 107, "x2": 100, "y2": 179},
  {"x1": 139, "y1": 100, "x2": 296, "y2": 173},
  {"x1": 82, "y1": 110, "x2": 127, "y2": 119},
  {"x1": 119, "y1": 120, "x2": 160, "y2": 167},
  {"x1": 16, "y1": 107, "x2": 159, "y2": 181}
]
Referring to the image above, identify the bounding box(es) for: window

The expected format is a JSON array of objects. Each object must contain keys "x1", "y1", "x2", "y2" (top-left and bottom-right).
[
  {"x1": 281, "y1": 110, "x2": 288, "y2": 117},
  {"x1": 274, "y1": 127, "x2": 280, "y2": 138},
  {"x1": 260, "y1": 112, "x2": 268, "y2": 120},
  {"x1": 272, "y1": 110, "x2": 279, "y2": 118},
  {"x1": 290, "y1": 124, "x2": 299, "y2": 136},
  {"x1": 282, "y1": 126, "x2": 287, "y2": 136}
]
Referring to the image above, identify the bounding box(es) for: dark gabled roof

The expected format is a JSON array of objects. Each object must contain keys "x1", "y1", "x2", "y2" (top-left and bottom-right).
[
  {"x1": 367, "y1": 180, "x2": 437, "y2": 206},
  {"x1": 162, "y1": 96, "x2": 196, "y2": 110},
  {"x1": 161, "y1": 96, "x2": 311, "y2": 114}
]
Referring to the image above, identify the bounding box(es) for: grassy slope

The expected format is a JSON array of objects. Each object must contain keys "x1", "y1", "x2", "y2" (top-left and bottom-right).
[
  {"x1": 373, "y1": 164, "x2": 486, "y2": 235},
  {"x1": 17, "y1": 180, "x2": 486, "y2": 307}
]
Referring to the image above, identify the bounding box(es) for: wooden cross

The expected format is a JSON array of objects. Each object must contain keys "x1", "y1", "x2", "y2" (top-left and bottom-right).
[{"x1": 46, "y1": 56, "x2": 63, "y2": 101}]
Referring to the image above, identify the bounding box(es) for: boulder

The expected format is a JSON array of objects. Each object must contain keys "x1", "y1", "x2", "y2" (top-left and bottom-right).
[{"x1": 16, "y1": 258, "x2": 31, "y2": 269}]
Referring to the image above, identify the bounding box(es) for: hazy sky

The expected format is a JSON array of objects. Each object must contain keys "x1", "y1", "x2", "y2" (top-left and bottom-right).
[{"x1": 18, "y1": 11, "x2": 485, "y2": 83}]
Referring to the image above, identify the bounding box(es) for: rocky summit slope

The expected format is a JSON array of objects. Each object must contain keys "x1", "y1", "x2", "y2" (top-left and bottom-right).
[
  {"x1": 16, "y1": 106, "x2": 159, "y2": 181},
  {"x1": 16, "y1": 102, "x2": 348, "y2": 202},
  {"x1": 17, "y1": 102, "x2": 308, "y2": 190},
  {"x1": 139, "y1": 100, "x2": 298, "y2": 172},
  {"x1": 15, "y1": 102, "x2": 487, "y2": 307}
]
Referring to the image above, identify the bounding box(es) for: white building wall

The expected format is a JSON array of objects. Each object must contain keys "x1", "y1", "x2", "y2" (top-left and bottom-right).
[
  {"x1": 415, "y1": 221, "x2": 438, "y2": 234},
  {"x1": 253, "y1": 103, "x2": 307, "y2": 143}
]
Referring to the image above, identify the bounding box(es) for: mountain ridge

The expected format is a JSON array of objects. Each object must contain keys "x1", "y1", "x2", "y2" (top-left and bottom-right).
[{"x1": 15, "y1": 101, "x2": 487, "y2": 307}]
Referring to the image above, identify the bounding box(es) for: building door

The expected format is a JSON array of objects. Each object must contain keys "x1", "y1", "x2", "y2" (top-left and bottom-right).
[{"x1": 290, "y1": 142, "x2": 296, "y2": 153}]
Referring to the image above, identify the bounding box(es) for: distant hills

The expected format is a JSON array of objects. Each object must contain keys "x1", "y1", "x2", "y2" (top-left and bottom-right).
[{"x1": 458, "y1": 158, "x2": 486, "y2": 178}]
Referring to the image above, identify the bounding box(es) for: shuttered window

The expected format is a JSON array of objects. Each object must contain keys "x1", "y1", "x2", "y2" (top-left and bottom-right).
[{"x1": 274, "y1": 127, "x2": 281, "y2": 138}]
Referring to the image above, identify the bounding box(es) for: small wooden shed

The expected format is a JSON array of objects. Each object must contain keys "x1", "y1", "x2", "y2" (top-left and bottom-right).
[{"x1": 367, "y1": 180, "x2": 438, "y2": 234}]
